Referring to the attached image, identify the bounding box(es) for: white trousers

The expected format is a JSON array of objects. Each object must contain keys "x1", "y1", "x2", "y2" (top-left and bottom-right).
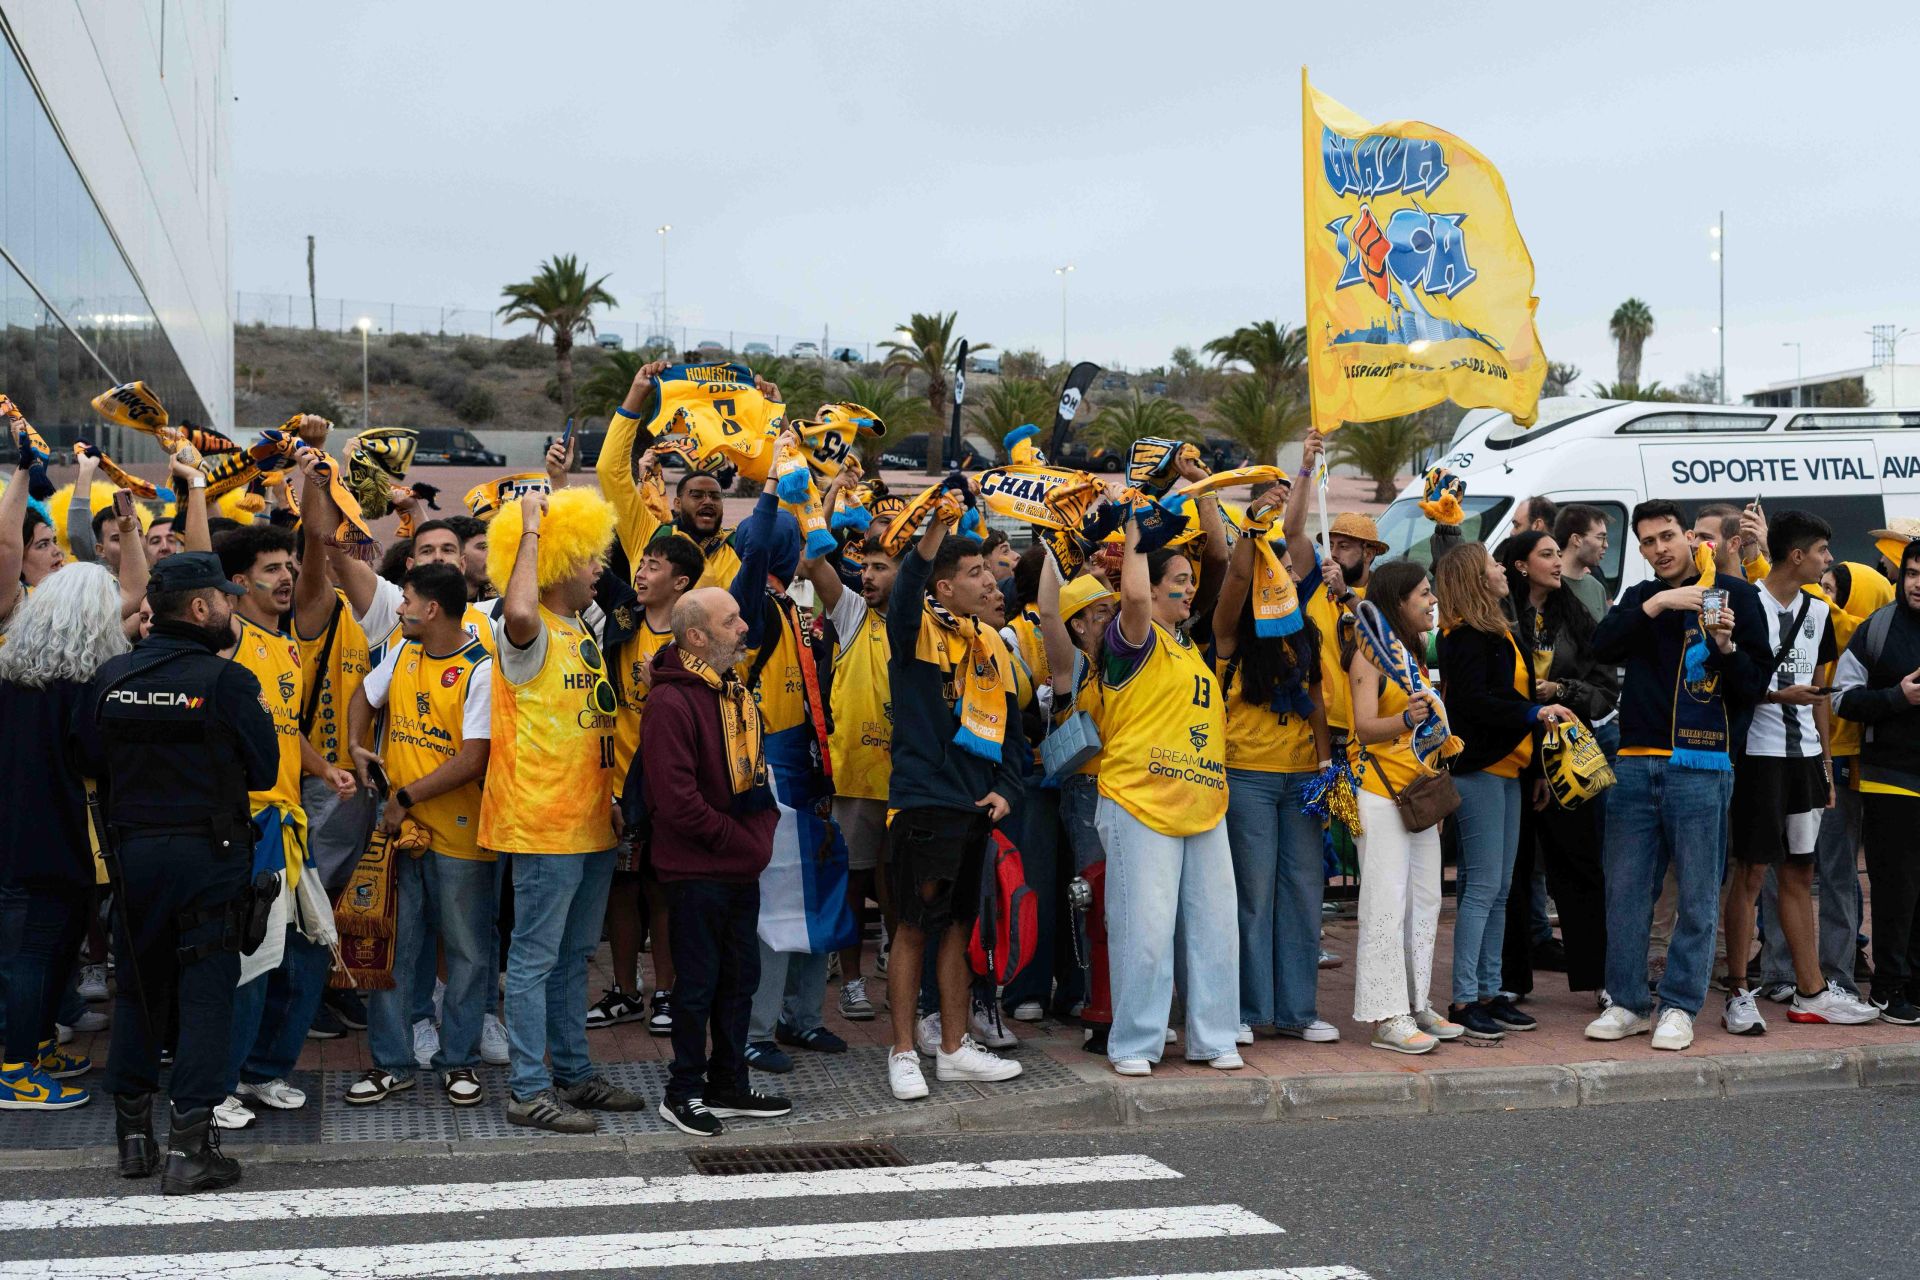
[{"x1": 1350, "y1": 788, "x2": 1443, "y2": 1024}]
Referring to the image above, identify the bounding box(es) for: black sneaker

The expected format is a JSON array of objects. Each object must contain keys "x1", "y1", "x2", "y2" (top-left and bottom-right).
[
  {"x1": 1875, "y1": 994, "x2": 1920, "y2": 1026},
  {"x1": 556, "y1": 1075, "x2": 647, "y2": 1112},
  {"x1": 304, "y1": 1004, "x2": 347, "y2": 1041},
  {"x1": 585, "y1": 988, "x2": 643, "y2": 1030},
  {"x1": 1449, "y1": 1002, "x2": 1507, "y2": 1040},
  {"x1": 647, "y1": 990, "x2": 673, "y2": 1037},
  {"x1": 703, "y1": 1087, "x2": 792, "y2": 1119},
  {"x1": 1485, "y1": 996, "x2": 1537, "y2": 1031},
  {"x1": 323, "y1": 987, "x2": 369, "y2": 1031},
  {"x1": 659, "y1": 1096, "x2": 722, "y2": 1137}
]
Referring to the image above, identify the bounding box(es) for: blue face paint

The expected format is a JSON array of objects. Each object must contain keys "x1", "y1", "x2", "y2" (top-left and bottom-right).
[{"x1": 1166, "y1": 590, "x2": 1187, "y2": 600}]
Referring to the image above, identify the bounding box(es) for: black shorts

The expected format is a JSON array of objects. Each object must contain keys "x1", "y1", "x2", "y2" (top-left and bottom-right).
[
  {"x1": 1730, "y1": 754, "x2": 1827, "y2": 865},
  {"x1": 888, "y1": 807, "x2": 993, "y2": 934}
]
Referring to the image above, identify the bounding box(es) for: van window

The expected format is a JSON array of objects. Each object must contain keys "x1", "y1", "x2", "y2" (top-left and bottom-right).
[
  {"x1": 1784, "y1": 411, "x2": 1920, "y2": 431},
  {"x1": 1483, "y1": 402, "x2": 1614, "y2": 450},
  {"x1": 1614, "y1": 412, "x2": 1774, "y2": 434},
  {"x1": 1373, "y1": 495, "x2": 1515, "y2": 569},
  {"x1": 452, "y1": 431, "x2": 483, "y2": 451}
]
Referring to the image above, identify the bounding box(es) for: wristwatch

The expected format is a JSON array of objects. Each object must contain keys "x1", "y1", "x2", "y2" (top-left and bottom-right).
[{"x1": 395, "y1": 787, "x2": 415, "y2": 810}]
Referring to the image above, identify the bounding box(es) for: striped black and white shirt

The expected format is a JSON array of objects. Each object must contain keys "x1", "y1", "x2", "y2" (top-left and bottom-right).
[{"x1": 1744, "y1": 586, "x2": 1836, "y2": 759}]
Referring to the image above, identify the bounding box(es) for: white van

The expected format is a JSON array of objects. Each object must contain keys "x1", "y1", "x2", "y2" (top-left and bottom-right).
[{"x1": 1374, "y1": 397, "x2": 1920, "y2": 596}]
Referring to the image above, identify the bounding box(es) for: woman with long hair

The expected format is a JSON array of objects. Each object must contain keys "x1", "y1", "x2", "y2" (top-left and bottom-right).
[
  {"x1": 1211, "y1": 492, "x2": 1335, "y2": 1044},
  {"x1": 0, "y1": 563, "x2": 131, "y2": 1109},
  {"x1": 1434, "y1": 543, "x2": 1572, "y2": 1040},
  {"x1": 1494, "y1": 530, "x2": 1618, "y2": 1000},
  {"x1": 1095, "y1": 514, "x2": 1239, "y2": 1076},
  {"x1": 1346, "y1": 560, "x2": 1459, "y2": 1054}
]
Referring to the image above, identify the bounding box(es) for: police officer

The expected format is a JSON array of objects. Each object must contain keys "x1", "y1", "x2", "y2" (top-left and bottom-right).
[{"x1": 71, "y1": 551, "x2": 277, "y2": 1195}]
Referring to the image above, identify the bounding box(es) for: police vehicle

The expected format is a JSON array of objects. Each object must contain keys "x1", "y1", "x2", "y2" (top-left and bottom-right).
[{"x1": 1374, "y1": 397, "x2": 1920, "y2": 598}]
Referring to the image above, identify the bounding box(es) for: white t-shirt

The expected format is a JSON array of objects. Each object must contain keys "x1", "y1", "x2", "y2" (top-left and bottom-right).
[
  {"x1": 362, "y1": 641, "x2": 495, "y2": 741},
  {"x1": 1745, "y1": 587, "x2": 1835, "y2": 760}
]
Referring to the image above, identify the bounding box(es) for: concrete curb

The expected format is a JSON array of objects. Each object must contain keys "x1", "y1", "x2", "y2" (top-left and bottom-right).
[{"x1": 5, "y1": 1043, "x2": 1917, "y2": 1172}]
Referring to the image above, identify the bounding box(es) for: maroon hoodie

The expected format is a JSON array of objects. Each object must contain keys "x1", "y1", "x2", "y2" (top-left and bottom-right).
[{"x1": 640, "y1": 645, "x2": 779, "y2": 883}]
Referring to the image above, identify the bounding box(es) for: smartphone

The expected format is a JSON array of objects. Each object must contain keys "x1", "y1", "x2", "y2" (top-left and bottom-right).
[
  {"x1": 111, "y1": 489, "x2": 135, "y2": 522},
  {"x1": 560, "y1": 416, "x2": 576, "y2": 449}
]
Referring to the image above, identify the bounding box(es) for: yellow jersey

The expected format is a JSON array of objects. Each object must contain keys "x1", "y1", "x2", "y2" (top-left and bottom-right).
[
  {"x1": 1098, "y1": 621, "x2": 1227, "y2": 836},
  {"x1": 479, "y1": 608, "x2": 615, "y2": 855},
  {"x1": 1217, "y1": 653, "x2": 1319, "y2": 773},
  {"x1": 1306, "y1": 571, "x2": 1365, "y2": 733},
  {"x1": 295, "y1": 592, "x2": 372, "y2": 767},
  {"x1": 1052, "y1": 650, "x2": 1105, "y2": 777},
  {"x1": 378, "y1": 638, "x2": 491, "y2": 860},
  {"x1": 232, "y1": 615, "x2": 304, "y2": 815},
  {"x1": 641, "y1": 363, "x2": 786, "y2": 479},
  {"x1": 746, "y1": 595, "x2": 811, "y2": 736},
  {"x1": 1007, "y1": 611, "x2": 1051, "y2": 693},
  {"x1": 612, "y1": 616, "x2": 675, "y2": 786},
  {"x1": 1345, "y1": 670, "x2": 1424, "y2": 800},
  {"x1": 828, "y1": 605, "x2": 893, "y2": 802}
]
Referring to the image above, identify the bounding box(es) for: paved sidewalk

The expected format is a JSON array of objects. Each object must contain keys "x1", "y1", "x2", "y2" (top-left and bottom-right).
[{"x1": 10, "y1": 907, "x2": 1920, "y2": 1168}]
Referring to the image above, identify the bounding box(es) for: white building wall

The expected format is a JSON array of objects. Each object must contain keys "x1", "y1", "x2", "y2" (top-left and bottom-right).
[{"x1": 2, "y1": 0, "x2": 231, "y2": 430}]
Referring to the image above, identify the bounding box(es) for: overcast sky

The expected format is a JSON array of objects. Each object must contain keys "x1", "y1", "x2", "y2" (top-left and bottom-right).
[{"x1": 234, "y1": 1, "x2": 1920, "y2": 400}]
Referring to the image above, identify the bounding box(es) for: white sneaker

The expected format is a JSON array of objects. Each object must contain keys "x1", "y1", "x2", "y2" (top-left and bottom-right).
[
  {"x1": 55, "y1": 1023, "x2": 73, "y2": 1045},
  {"x1": 1235, "y1": 1023, "x2": 1255, "y2": 1045},
  {"x1": 237, "y1": 1077, "x2": 307, "y2": 1110},
  {"x1": 68, "y1": 1009, "x2": 109, "y2": 1033},
  {"x1": 412, "y1": 1017, "x2": 440, "y2": 1070},
  {"x1": 1722, "y1": 988, "x2": 1768, "y2": 1036},
  {"x1": 212, "y1": 1094, "x2": 256, "y2": 1130},
  {"x1": 1163, "y1": 1027, "x2": 1179, "y2": 1044},
  {"x1": 969, "y1": 998, "x2": 1018, "y2": 1049},
  {"x1": 1011, "y1": 1000, "x2": 1045, "y2": 1023},
  {"x1": 479, "y1": 1013, "x2": 510, "y2": 1066},
  {"x1": 913, "y1": 1012, "x2": 941, "y2": 1058},
  {"x1": 1760, "y1": 981, "x2": 1797, "y2": 1004},
  {"x1": 1202, "y1": 1050, "x2": 1244, "y2": 1070},
  {"x1": 935, "y1": 1035, "x2": 1023, "y2": 1083},
  {"x1": 1277, "y1": 1018, "x2": 1342, "y2": 1043},
  {"x1": 78, "y1": 963, "x2": 109, "y2": 1003},
  {"x1": 1112, "y1": 1058, "x2": 1152, "y2": 1076},
  {"x1": 1651, "y1": 1007, "x2": 1695, "y2": 1051},
  {"x1": 1412, "y1": 1008, "x2": 1463, "y2": 1042},
  {"x1": 1370, "y1": 1013, "x2": 1436, "y2": 1055},
  {"x1": 1584, "y1": 1004, "x2": 1652, "y2": 1041},
  {"x1": 1789, "y1": 980, "x2": 1881, "y2": 1026},
  {"x1": 887, "y1": 1049, "x2": 928, "y2": 1101}
]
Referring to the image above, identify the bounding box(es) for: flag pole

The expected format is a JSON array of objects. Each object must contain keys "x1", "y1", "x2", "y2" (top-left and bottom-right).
[{"x1": 1301, "y1": 68, "x2": 1336, "y2": 580}]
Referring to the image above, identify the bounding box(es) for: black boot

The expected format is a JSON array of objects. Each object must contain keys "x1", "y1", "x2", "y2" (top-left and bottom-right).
[
  {"x1": 161, "y1": 1104, "x2": 241, "y2": 1196},
  {"x1": 114, "y1": 1093, "x2": 158, "y2": 1179}
]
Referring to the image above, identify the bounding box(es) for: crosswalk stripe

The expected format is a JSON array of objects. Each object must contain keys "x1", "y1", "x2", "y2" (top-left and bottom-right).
[
  {"x1": 0, "y1": 1154, "x2": 1178, "y2": 1233},
  {"x1": 1088, "y1": 1269, "x2": 1374, "y2": 1279},
  {"x1": 0, "y1": 1203, "x2": 1285, "y2": 1279}
]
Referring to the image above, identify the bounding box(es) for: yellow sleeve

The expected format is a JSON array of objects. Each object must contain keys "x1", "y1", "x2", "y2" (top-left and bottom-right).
[
  {"x1": 1744, "y1": 551, "x2": 1770, "y2": 581},
  {"x1": 597, "y1": 407, "x2": 661, "y2": 560}
]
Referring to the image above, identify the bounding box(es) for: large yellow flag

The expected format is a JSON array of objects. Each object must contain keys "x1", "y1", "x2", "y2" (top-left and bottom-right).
[{"x1": 1302, "y1": 70, "x2": 1547, "y2": 432}]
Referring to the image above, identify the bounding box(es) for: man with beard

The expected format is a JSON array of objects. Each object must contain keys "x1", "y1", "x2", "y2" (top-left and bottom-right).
[
  {"x1": 1281, "y1": 429, "x2": 1386, "y2": 743},
  {"x1": 600, "y1": 360, "x2": 742, "y2": 589}
]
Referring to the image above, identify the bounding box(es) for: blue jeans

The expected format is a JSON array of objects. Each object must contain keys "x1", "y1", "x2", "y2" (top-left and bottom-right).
[
  {"x1": 504, "y1": 850, "x2": 615, "y2": 1100},
  {"x1": 1451, "y1": 771, "x2": 1523, "y2": 1005},
  {"x1": 1225, "y1": 768, "x2": 1325, "y2": 1029},
  {"x1": 1095, "y1": 797, "x2": 1239, "y2": 1064},
  {"x1": 368, "y1": 852, "x2": 437, "y2": 1077},
  {"x1": 228, "y1": 927, "x2": 331, "y2": 1091},
  {"x1": 432, "y1": 853, "x2": 501, "y2": 1069},
  {"x1": 748, "y1": 941, "x2": 828, "y2": 1042},
  {"x1": 0, "y1": 886, "x2": 88, "y2": 1046},
  {"x1": 1602, "y1": 757, "x2": 1733, "y2": 1017}
]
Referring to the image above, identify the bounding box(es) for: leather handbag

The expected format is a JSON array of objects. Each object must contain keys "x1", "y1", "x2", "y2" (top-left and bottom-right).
[{"x1": 1374, "y1": 756, "x2": 1461, "y2": 833}]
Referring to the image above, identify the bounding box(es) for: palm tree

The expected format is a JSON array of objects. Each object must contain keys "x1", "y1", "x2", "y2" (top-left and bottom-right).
[
  {"x1": 575, "y1": 349, "x2": 644, "y2": 419},
  {"x1": 741, "y1": 354, "x2": 828, "y2": 418},
  {"x1": 1208, "y1": 378, "x2": 1309, "y2": 466},
  {"x1": 1543, "y1": 361, "x2": 1582, "y2": 397},
  {"x1": 497, "y1": 254, "x2": 616, "y2": 419},
  {"x1": 969, "y1": 378, "x2": 1057, "y2": 461},
  {"x1": 1588, "y1": 379, "x2": 1678, "y2": 402},
  {"x1": 880, "y1": 312, "x2": 990, "y2": 473},
  {"x1": 1609, "y1": 298, "x2": 1655, "y2": 387},
  {"x1": 840, "y1": 373, "x2": 933, "y2": 470},
  {"x1": 1081, "y1": 392, "x2": 1199, "y2": 458},
  {"x1": 1328, "y1": 413, "x2": 1431, "y2": 503},
  {"x1": 1202, "y1": 320, "x2": 1308, "y2": 396}
]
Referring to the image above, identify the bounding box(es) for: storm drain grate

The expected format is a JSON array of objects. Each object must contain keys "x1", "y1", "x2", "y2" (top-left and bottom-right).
[{"x1": 689, "y1": 1141, "x2": 909, "y2": 1176}]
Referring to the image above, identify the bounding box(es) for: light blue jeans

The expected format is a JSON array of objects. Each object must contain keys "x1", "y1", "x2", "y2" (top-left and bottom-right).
[
  {"x1": 504, "y1": 850, "x2": 615, "y2": 1100},
  {"x1": 1451, "y1": 771, "x2": 1523, "y2": 1006},
  {"x1": 431, "y1": 853, "x2": 502, "y2": 1069},
  {"x1": 227, "y1": 928, "x2": 330, "y2": 1092},
  {"x1": 1095, "y1": 796, "x2": 1238, "y2": 1064},
  {"x1": 748, "y1": 941, "x2": 828, "y2": 1042},
  {"x1": 1603, "y1": 757, "x2": 1733, "y2": 1017},
  {"x1": 1224, "y1": 768, "x2": 1325, "y2": 1029}
]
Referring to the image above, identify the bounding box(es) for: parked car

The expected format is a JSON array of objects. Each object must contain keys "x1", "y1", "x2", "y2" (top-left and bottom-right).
[
  {"x1": 643, "y1": 334, "x2": 670, "y2": 350},
  {"x1": 830, "y1": 346, "x2": 863, "y2": 364},
  {"x1": 879, "y1": 433, "x2": 993, "y2": 471},
  {"x1": 595, "y1": 332, "x2": 623, "y2": 350},
  {"x1": 411, "y1": 427, "x2": 505, "y2": 467},
  {"x1": 1200, "y1": 435, "x2": 1249, "y2": 470},
  {"x1": 741, "y1": 341, "x2": 773, "y2": 357},
  {"x1": 1056, "y1": 440, "x2": 1126, "y2": 473},
  {"x1": 694, "y1": 341, "x2": 729, "y2": 360},
  {"x1": 1099, "y1": 372, "x2": 1129, "y2": 390},
  {"x1": 971, "y1": 354, "x2": 1001, "y2": 375},
  {"x1": 789, "y1": 341, "x2": 821, "y2": 360},
  {"x1": 1145, "y1": 379, "x2": 1170, "y2": 397}
]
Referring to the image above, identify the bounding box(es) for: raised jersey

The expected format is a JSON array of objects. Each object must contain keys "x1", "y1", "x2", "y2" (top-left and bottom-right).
[
  {"x1": 232, "y1": 615, "x2": 304, "y2": 814},
  {"x1": 643, "y1": 363, "x2": 785, "y2": 479},
  {"x1": 377, "y1": 639, "x2": 491, "y2": 859},
  {"x1": 478, "y1": 608, "x2": 615, "y2": 855},
  {"x1": 1099, "y1": 621, "x2": 1227, "y2": 836}
]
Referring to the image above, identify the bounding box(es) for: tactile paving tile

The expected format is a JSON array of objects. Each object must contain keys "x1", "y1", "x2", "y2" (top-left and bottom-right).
[
  {"x1": 0, "y1": 1085, "x2": 124, "y2": 1150},
  {"x1": 222, "y1": 1070, "x2": 326, "y2": 1146},
  {"x1": 320, "y1": 1079, "x2": 462, "y2": 1144}
]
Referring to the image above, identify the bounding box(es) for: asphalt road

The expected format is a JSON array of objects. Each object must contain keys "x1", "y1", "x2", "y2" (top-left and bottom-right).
[{"x1": 2, "y1": 1086, "x2": 1913, "y2": 1279}]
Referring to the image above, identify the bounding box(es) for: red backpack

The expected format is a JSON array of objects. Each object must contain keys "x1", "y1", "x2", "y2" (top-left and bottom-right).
[{"x1": 969, "y1": 831, "x2": 1038, "y2": 985}]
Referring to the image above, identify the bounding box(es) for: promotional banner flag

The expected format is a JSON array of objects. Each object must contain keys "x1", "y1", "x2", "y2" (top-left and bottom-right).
[
  {"x1": 1302, "y1": 70, "x2": 1547, "y2": 433},
  {"x1": 1047, "y1": 361, "x2": 1101, "y2": 459}
]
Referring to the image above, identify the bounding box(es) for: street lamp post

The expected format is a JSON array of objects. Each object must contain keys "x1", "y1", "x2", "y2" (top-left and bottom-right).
[
  {"x1": 1710, "y1": 214, "x2": 1724, "y2": 402},
  {"x1": 1782, "y1": 341, "x2": 1802, "y2": 406},
  {"x1": 356, "y1": 317, "x2": 372, "y2": 429},
  {"x1": 1054, "y1": 264, "x2": 1074, "y2": 365},
  {"x1": 657, "y1": 225, "x2": 671, "y2": 351}
]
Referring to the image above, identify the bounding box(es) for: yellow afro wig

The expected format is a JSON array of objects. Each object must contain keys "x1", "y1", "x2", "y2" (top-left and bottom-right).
[
  {"x1": 47, "y1": 481, "x2": 153, "y2": 554},
  {"x1": 486, "y1": 486, "x2": 615, "y2": 594}
]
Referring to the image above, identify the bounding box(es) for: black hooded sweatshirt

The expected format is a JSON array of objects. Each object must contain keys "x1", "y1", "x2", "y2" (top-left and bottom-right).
[{"x1": 1834, "y1": 543, "x2": 1920, "y2": 795}]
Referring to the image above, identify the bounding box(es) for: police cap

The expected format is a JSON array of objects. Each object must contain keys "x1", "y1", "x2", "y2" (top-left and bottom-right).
[{"x1": 149, "y1": 551, "x2": 246, "y2": 595}]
